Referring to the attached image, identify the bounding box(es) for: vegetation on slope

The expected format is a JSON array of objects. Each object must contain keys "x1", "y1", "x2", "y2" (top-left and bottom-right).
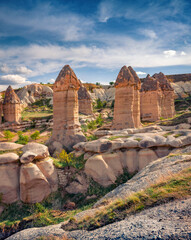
[{"x1": 63, "y1": 167, "x2": 191, "y2": 231}]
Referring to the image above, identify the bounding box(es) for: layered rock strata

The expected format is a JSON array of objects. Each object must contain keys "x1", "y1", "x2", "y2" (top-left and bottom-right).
[
  {"x1": 112, "y1": 66, "x2": 141, "y2": 130},
  {"x1": 153, "y1": 72, "x2": 175, "y2": 119},
  {"x1": 140, "y1": 74, "x2": 162, "y2": 121},
  {"x1": 78, "y1": 85, "x2": 93, "y2": 115},
  {"x1": 0, "y1": 143, "x2": 58, "y2": 204},
  {"x1": 49, "y1": 65, "x2": 86, "y2": 154},
  {"x1": 73, "y1": 128, "x2": 191, "y2": 186},
  {"x1": 0, "y1": 96, "x2": 2, "y2": 124},
  {"x1": 3, "y1": 86, "x2": 21, "y2": 123}
]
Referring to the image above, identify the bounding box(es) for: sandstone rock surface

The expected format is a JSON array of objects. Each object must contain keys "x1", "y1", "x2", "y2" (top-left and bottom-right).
[
  {"x1": 17, "y1": 83, "x2": 53, "y2": 107},
  {"x1": 78, "y1": 85, "x2": 93, "y2": 115},
  {"x1": 0, "y1": 163, "x2": 20, "y2": 203},
  {"x1": 0, "y1": 153, "x2": 19, "y2": 164},
  {"x1": 20, "y1": 163, "x2": 51, "y2": 203},
  {"x1": 49, "y1": 65, "x2": 86, "y2": 153},
  {"x1": 3, "y1": 86, "x2": 21, "y2": 123},
  {"x1": 0, "y1": 142, "x2": 23, "y2": 151},
  {"x1": 112, "y1": 66, "x2": 141, "y2": 130},
  {"x1": 22, "y1": 142, "x2": 49, "y2": 159}
]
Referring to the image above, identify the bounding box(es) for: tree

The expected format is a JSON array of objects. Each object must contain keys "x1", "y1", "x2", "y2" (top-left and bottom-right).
[
  {"x1": 109, "y1": 82, "x2": 114, "y2": 85},
  {"x1": 4, "y1": 130, "x2": 14, "y2": 141}
]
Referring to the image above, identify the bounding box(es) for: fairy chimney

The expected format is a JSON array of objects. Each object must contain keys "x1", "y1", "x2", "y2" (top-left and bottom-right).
[
  {"x1": 78, "y1": 85, "x2": 93, "y2": 115},
  {"x1": 153, "y1": 72, "x2": 175, "y2": 119},
  {"x1": 140, "y1": 75, "x2": 162, "y2": 122},
  {"x1": 49, "y1": 65, "x2": 86, "y2": 153},
  {"x1": 3, "y1": 86, "x2": 21, "y2": 123},
  {"x1": 112, "y1": 66, "x2": 141, "y2": 129},
  {"x1": 0, "y1": 95, "x2": 3, "y2": 124}
]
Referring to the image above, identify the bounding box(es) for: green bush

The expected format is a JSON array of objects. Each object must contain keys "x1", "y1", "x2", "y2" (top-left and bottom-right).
[
  {"x1": 4, "y1": 130, "x2": 14, "y2": 141},
  {"x1": 16, "y1": 134, "x2": 29, "y2": 145},
  {"x1": 95, "y1": 98, "x2": 107, "y2": 109},
  {"x1": 54, "y1": 150, "x2": 86, "y2": 170},
  {"x1": 95, "y1": 114, "x2": 104, "y2": 126},
  {"x1": 31, "y1": 130, "x2": 40, "y2": 140}
]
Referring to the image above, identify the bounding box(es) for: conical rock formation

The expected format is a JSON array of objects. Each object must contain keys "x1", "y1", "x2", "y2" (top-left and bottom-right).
[
  {"x1": 48, "y1": 65, "x2": 86, "y2": 154},
  {"x1": 112, "y1": 66, "x2": 141, "y2": 129},
  {"x1": 3, "y1": 86, "x2": 21, "y2": 123}
]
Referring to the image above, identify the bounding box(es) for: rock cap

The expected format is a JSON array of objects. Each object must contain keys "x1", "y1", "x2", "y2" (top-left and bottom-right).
[
  {"x1": 54, "y1": 65, "x2": 81, "y2": 91},
  {"x1": 153, "y1": 72, "x2": 173, "y2": 91},
  {"x1": 141, "y1": 74, "x2": 160, "y2": 92},
  {"x1": 3, "y1": 86, "x2": 21, "y2": 104}
]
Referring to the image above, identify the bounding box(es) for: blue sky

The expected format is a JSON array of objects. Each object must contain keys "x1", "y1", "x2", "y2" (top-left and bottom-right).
[{"x1": 0, "y1": 0, "x2": 191, "y2": 91}]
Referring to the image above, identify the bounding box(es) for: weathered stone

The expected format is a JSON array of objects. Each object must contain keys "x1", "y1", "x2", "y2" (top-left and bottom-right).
[
  {"x1": 20, "y1": 151, "x2": 37, "y2": 164},
  {"x1": 22, "y1": 143, "x2": 49, "y2": 160},
  {"x1": 155, "y1": 147, "x2": 171, "y2": 158},
  {"x1": 0, "y1": 153, "x2": 19, "y2": 164},
  {"x1": 3, "y1": 85, "x2": 21, "y2": 123},
  {"x1": 36, "y1": 158, "x2": 58, "y2": 192},
  {"x1": 65, "y1": 174, "x2": 88, "y2": 194},
  {"x1": 0, "y1": 96, "x2": 3, "y2": 124},
  {"x1": 0, "y1": 163, "x2": 20, "y2": 203},
  {"x1": 85, "y1": 155, "x2": 116, "y2": 187},
  {"x1": 153, "y1": 72, "x2": 175, "y2": 119},
  {"x1": 141, "y1": 75, "x2": 162, "y2": 122},
  {"x1": 138, "y1": 149, "x2": 158, "y2": 170},
  {"x1": 112, "y1": 66, "x2": 141, "y2": 129},
  {"x1": 124, "y1": 149, "x2": 139, "y2": 173},
  {"x1": 0, "y1": 205, "x2": 4, "y2": 215},
  {"x1": 78, "y1": 85, "x2": 93, "y2": 115},
  {"x1": 49, "y1": 65, "x2": 86, "y2": 153},
  {"x1": 102, "y1": 152, "x2": 124, "y2": 176},
  {"x1": 20, "y1": 163, "x2": 51, "y2": 203}
]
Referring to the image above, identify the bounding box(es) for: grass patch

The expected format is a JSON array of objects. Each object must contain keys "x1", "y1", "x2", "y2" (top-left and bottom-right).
[
  {"x1": 163, "y1": 132, "x2": 173, "y2": 138},
  {"x1": 108, "y1": 136, "x2": 130, "y2": 141},
  {"x1": 52, "y1": 150, "x2": 86, "y2": 170},
  {"x1": 174, "y1": 133, "x2": 184, "y2": 138},
  {"x1": 135, "y1": 138, "x2": 142, "y2": 142},
  {"x1": 63, "y1": 167, "x2": 191, "y2": 231},
  {"x1": 86, "y1": 135, "x2": 98, "y2": 141}
]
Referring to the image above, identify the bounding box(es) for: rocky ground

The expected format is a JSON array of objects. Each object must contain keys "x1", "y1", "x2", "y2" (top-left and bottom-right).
[{"x1": 7, "y1": 198, "x2": 191, "y2": 240}]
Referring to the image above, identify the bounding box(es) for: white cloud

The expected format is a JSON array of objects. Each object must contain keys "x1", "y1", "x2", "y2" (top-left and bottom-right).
[
  {"x1": 0, "y1": 74, "x2": 26, "y2": 85},
  {"x1": 136, "y1": 71, "x2": 147, "y2": 76},
  {"x1": 0, "y1": 64, "x2": 10, "y2": 73},
  {"x1": 141, "y1": 29, "x2": 157, "y2": 39},
  {"x1": 163, "y1": 50, "x2": 177, "y2": 57},
  {"x1": 180, "y1": 51, "x2": 186, "y2": 56},
  {"x1": 15, "y1": 66, "x2": 32, "y2": 75}
]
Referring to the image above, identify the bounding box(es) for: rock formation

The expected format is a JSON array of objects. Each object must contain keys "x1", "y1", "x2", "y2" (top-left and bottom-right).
[
  {"x1": 3, "y1": 86, "x2": 21, "y2": 123},
  {"x1": 49, "y1": 65, "x2": 86, "y2": 154},
  {"x1": 140, "y1": 74, "x2": 162, "y2": 121},
  {"x1": 0, "y1": 143, "x2": 58, "y2": 204},
  {"x1": 153, "y1": 72, "x2": 175, "y2": 119},
  {"x1": 17, "y1": 83, "x2": 53, "y2": 108},
  {"x1": 112, "y1": 66, "x2": 141, "y2": 129},
  {"x1": 73, "y1": 126, "x2": 191, "y2": 187},
  {"x1": 78, "y1": 85, "x2": 93, "y2": 115},
  {"x1": 0, "y1": 95, "x2": 3, "y2": 124}
]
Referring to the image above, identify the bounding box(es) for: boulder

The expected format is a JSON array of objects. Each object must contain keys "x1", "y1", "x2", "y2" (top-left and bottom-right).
[
  {"x1": 20, "y1": 151, "x2": 37, "y2": 164},
  {"x1": 0, "y1": 163, "x2": 20, "y2": 203},
  {"x1": 20, "y1": 163, "x2": 51, "y2": 203},
  {"x1": 0, "y1": 142, "x2": 23, "y2": 151},
  {"x1": 85, "y1": 155, "x2": 116, "y2": 187},
  {"x1": 65, "y1": 174, "x2": 88, "y2": 194},
  {"x1": 22, "y1": 143, "x2": 49, "y2": 160},
  {"x1": 0, "y1": 153, "x2": 19, "y2": 164},
  {"x1": 36, "y1": 158, "x2": 58, "y2": 192}
]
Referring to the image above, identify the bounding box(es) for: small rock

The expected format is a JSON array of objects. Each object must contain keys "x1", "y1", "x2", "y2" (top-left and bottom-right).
[
  {"x1": 63, "y1": 201, "x2": 76, "y2": 210},
  {"x1": 20, "y1": 151, "x2": 37, "y2": 164},
  {"x1": 0, "y1": 153, "x2": 19, "y2": 164}
]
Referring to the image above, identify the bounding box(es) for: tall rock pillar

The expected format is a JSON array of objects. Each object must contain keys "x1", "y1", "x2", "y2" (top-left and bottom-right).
[
  {"x1": 3, "y1": 86, "x2": 21, "y2": 123},
  {"x1": 112, "y1": 66, "x2": 141, "y2": 129},
  {"x1": 153, "y1": 72, "x2": 175, "y2": 119},
  {"x1": 78, "y1": 85, "x2": 93, "y2": 115},
  {"x1": 49, "y1": 65, "x2": 86, "y2": 153},
  {"x1": 140, "y1": 74, "x2": 162, "y2": 122}
]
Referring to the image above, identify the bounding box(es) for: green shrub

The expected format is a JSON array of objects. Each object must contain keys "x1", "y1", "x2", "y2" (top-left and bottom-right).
[
  {"x1": 95, "y1": 98, "x2": 107, "y2": 109},
  {"x1": 31, "y1": 130, "x2": 40, "y2": 140},
  {"x1": 4, "y1": 130, "x2": 14, "y2": 141},
  {"x1": 16, "y1": 134, "x2": 29, "y2": 145},
  {"x1": 54, "y1": 150, "x2": 86, "y2": 170},
  {"x1": 86, "y1": 135, "x2": 98, "y2": 141},
  {"x1": 95, "y1": 114, "x2": 104, "y2": 126}
]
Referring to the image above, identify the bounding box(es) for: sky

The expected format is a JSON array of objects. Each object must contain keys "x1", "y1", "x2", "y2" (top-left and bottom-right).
[{"x1": 0, "y1": 0, "x2": 191, "y2": 91}]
